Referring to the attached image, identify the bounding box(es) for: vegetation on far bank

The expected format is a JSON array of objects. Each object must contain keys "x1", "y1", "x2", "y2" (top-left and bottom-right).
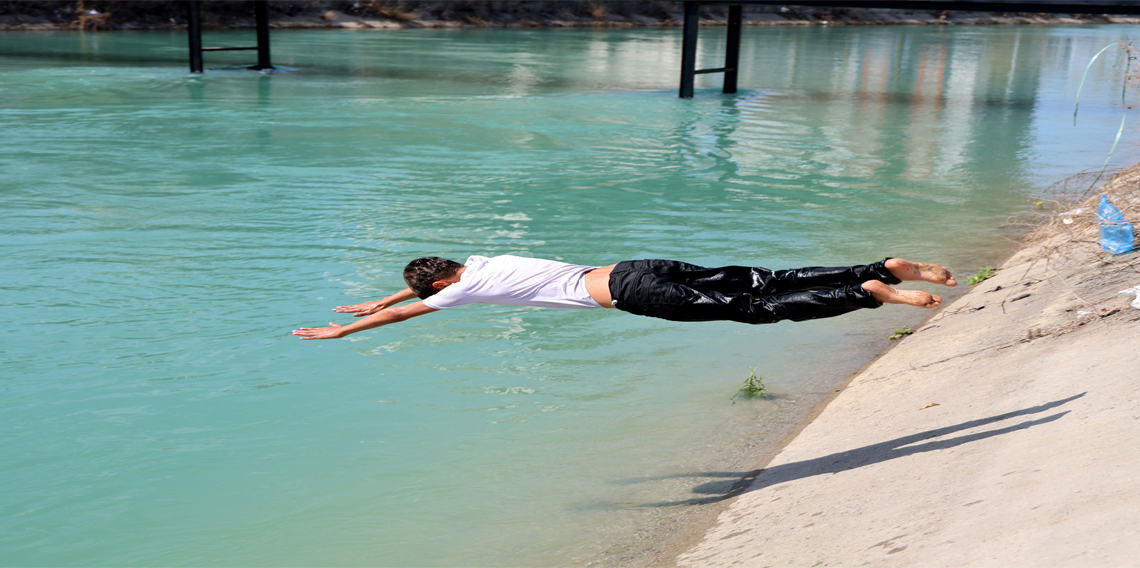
[{"x1": 1, "y1": 1, "x2": 1133, "y2": 31}]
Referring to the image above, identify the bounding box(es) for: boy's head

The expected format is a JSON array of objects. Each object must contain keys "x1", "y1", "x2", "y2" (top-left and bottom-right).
[{"x1": 404, "y1": 257, "x2": 463, "y2": 299}]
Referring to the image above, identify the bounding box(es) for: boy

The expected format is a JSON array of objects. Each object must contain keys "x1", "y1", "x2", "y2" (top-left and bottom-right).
[{"x1": 293, "y1": 256, "x2": 955, "y2": 340}]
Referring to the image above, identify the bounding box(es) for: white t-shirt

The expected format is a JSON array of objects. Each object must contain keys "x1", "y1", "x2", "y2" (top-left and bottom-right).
[{"x1": 421, "y1": 255, "x2": 602, "y2": 310}]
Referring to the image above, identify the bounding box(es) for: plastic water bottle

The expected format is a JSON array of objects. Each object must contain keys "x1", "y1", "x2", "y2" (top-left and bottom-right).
[{"x1": 1097, "y1": 195, "x2": 1135, "y2": 254}]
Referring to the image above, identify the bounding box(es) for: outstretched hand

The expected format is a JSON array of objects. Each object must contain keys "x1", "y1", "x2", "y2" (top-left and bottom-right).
[
  {"x1": 333, "y1": 301, "x2": 386, "y2": 317},
  {"x1": 293, "y1": 322, "x2": 346, "y2": 340},
  {"x1": 297, "y1": 293, "x2": 430, "y2": 341}
]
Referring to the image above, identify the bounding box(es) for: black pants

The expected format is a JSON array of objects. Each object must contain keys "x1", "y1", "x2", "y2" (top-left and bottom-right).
[{"x1": 607, "y1": 259, "x2": 900, "y2": 324}]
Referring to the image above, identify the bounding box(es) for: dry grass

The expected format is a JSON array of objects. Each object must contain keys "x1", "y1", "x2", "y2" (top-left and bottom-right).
[
  {"x1": 71, "y1": 0, "x2": 112, "y2": 30},
  {"x1": 1019, "y1": 166, "x2": 1140, "y2": 255},
  {"x1": 349, "y1": 1, "x2": 419, "y2": 22},
  {"x1": 999, "y1": 165, "x2": 1140, "y2": 310}
]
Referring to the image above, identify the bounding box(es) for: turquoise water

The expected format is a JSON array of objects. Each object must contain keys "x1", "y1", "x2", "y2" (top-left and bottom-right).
[{"x1": 3, "y1": 25, "x2": 1139, "y2": 566}]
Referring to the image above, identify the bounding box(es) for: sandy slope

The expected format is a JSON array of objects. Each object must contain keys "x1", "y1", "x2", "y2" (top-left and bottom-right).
[{"x1": 662, "y1": 174, "x2": 1140, "y2": 567}]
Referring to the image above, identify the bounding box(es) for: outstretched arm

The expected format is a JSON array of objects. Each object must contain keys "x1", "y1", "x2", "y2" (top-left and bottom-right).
[
  {"x1": 333, "y1": 288, "x2": 419, "y2": 317},
  {"x1": 293, "y1": 301, "x2": 438, "y2": 340}
]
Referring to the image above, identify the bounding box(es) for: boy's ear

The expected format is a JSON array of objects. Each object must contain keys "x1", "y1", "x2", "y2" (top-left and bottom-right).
[{"x1": 432, "y1": 280, "x2": 451, "y2": 290}]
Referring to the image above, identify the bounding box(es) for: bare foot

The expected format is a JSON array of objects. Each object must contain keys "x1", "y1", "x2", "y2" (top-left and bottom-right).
[
  {"x1": 862, "y1": 280, "x2": 943, "y2": 308},
  {"x1": 885, "y1": 258, "x2": 957, "y2": 287}
]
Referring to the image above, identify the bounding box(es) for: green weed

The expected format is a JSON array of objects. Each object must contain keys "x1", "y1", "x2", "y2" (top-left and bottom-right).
[
  {"x1": 888, "y1": 326, "x2": 913, "y2": 341},
  {"x1": 741, "y1": 366, "x2": 767, "y2": 398},
  {"x1": 966, "y1": 267, "x2": 996, "y2": 285}
]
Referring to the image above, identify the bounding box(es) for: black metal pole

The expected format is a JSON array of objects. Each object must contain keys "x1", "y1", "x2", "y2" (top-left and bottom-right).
[
  {"x1": 186, "y1": 0, "x2": 203, "y2": 73},
  {"x1": 680, "y1": 2, "x2": 699, "y2": 98},
  {"x1": 253, "y1": 0, "x2": 274, "y2": 70},
  {"x1": 723, "y1": 5, "x2": 742, "y2": 94}
]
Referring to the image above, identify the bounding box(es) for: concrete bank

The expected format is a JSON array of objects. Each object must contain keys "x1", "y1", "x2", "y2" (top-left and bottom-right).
[{"x1": 652, "y1": 168, "x2": 1140, "y2": 566}]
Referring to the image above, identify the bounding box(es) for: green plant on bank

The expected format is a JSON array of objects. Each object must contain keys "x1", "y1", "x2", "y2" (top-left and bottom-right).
[
  {"x1": 966, "y1": 267, "x2": 996, "y2": 285},
  {"x1": 888, "y1": 325, "x2": 913, "y2": 341},
  {"x1": 741, "y1": 366, "x2": 767, "y2": 398}
]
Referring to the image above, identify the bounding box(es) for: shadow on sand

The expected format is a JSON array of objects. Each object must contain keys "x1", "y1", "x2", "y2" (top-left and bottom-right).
[{"x1": 634, "y1": 392, "x2": 1085, "y2": 507}]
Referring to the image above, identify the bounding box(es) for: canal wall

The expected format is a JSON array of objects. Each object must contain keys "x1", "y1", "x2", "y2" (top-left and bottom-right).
[
  {"x1": 2, "y1": 1, "x2": 1138, "y2": 31},
  {"x1": 645, "y1": 165, "x2": 1140, "y2": 566}
]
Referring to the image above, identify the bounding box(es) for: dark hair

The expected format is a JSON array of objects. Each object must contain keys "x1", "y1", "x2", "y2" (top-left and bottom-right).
[{"x1": 404, "y1": 257, "x2": 463, "y2": 299}]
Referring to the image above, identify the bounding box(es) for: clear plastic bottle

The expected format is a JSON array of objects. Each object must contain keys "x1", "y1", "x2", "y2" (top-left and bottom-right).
[{"x1": 1097, "y1": 195, "x2": 1135, "y2": 254}]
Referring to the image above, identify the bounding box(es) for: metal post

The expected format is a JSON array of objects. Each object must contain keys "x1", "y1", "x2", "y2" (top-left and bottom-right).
[
  {"x1": 680, "y1": 1, "x2": 699, "y2": 98},
  {"x1": 252, "y1": 0, "x2": 274, "y2": 70},
  {"x1": 724, "y1": 4, "x2": 742, "y2": 94},
  {"x1": 186, "y1": 0, "x2": 203, "y2": 73}
]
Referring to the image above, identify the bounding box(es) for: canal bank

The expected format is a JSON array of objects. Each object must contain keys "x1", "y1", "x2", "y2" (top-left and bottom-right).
[{"x1": 644, "y1": 166, "x2": 1140, "y2": 566}]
